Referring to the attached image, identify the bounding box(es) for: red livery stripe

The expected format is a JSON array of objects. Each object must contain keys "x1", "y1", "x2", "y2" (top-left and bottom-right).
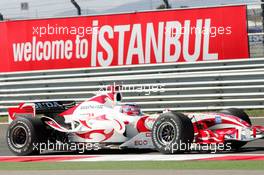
[
  {"x1": 200, "y1": 155, "x2": 264, "y2": 161},
  {"x1": 0, "y1": 155, "x2": 97, "y2": 162}
]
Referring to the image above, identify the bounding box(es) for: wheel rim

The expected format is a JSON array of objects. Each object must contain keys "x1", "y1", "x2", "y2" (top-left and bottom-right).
[
  {"x1": 157, "y1": 122, "x2": 175, "y2": 145},
  {"x1": 11, "y1": 126, "x2": 28, "y2": 148}
]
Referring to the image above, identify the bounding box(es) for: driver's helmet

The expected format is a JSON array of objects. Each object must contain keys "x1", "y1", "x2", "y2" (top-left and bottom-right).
[{"x1": 120, "y1": 104, "x2": 142, "y2": 116}]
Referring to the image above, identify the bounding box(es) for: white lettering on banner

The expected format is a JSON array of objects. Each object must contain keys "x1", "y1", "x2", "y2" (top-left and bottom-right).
[
  {"x1": 126, "y1": 24, "x2": 144, "y2": 65},
  {"x1": 145, "y1": 22, "x2": 164, "y2": 64},
  {"x1": 203, "y1": 19, "x2": 218, "y2": 61},
  {"x1": 13, "y1": 37, "x2": 73, "y2": 62},
  {"x1": 114, "y1": 25, "x2": 130, "y2": 65},
  {"x1": 164, "y1": 21, "x2": 182, "y2": 63},
  {"x1": 98, "y1": 25, "x2": 114, "y2": 67},
  {"x1": 13, "y1": 18, "x2": 220, "y2": 65},
  {"x1": 91, "y1": 20, "x2": 99, "y2": 66},
  {"x1": 183, "y1": 20, "x2": 202, "y2": 62}
]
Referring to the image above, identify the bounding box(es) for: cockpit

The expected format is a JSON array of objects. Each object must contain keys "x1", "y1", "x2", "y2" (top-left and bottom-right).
[{"x1": 116, "y1": 104, "x2": 143, "y2": 116}]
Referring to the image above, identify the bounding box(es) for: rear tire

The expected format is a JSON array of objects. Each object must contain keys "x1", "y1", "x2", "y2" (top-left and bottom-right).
[
  {"x1": 220, "y1": 108, "x2": 251, "y2": 150},
  {"x1": 6, "y1": 117, "x2": 48, "y2": 156},
  {"x1": 152, "y1": 112, "x2": 194, "y2": 154}
]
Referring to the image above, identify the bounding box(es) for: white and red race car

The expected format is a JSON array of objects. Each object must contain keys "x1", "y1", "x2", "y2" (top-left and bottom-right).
[{"x1": 6, "y1": 86, "x2": 264, "y2": 155}]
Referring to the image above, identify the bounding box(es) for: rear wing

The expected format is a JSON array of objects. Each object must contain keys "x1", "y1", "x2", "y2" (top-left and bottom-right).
[
  {"x1": 8, "y1": 103, "x2": 35, "y2": 124},
  {"x1": 8, "y1": 101, "x2": 76, "y2": 124}
]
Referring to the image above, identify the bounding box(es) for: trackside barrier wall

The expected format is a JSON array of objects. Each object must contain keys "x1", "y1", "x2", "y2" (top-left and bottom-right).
[{"x1": 1, "y1": 58, "x2": 264, "y2": 115}]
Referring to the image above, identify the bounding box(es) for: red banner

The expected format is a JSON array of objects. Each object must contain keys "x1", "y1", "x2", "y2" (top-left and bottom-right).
[{"x1": 0, "y1": 5, "x2": 249, "y2": 72}]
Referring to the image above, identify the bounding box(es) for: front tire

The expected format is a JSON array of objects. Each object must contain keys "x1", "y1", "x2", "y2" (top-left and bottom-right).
[
  {"x1": 220, "y1": 108, "x2": 251, "y2": 125},
  {"x1": 152, "y1": 112, "x2": 194, "y2": 154},
  {"x1": 220, "y1": 108, "x2": 251, "y2": 150},
  {"x1": 6, "y1": 117, "x2": 48, "y2": 156}
]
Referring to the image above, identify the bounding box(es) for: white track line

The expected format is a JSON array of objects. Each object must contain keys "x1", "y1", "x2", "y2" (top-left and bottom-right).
[
  {"x1": 65, "y1": 154, "x2": 223, "y2": 162},
  {"x1": 0, "y1": 154, "x2": 263, "y2": 162},
  {"x1": 65, "y1": 154, "x2": 264, "y2": 162},
  {"x1": 251, "y1": 117, "x2": 264, "y2": 119}
]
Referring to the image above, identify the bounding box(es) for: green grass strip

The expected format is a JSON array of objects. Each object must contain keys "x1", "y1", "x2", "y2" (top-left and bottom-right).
[
  {"x1": 0, "y1": 116, "x2": 7, "y2": 123},
  {"x1": 245, "y1": 109, "x2": 264, "y2": 117},
  {"x1": 0, "y1": 161, "x2": 263, "y2": 170}
]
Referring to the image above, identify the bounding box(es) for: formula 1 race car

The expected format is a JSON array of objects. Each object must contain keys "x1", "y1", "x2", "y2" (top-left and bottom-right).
[{"x1": 6, "y1": 86, "x2": 264, "y2": 155}]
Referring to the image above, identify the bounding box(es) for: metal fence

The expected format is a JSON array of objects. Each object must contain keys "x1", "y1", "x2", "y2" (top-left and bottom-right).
[{"x1": 1, "y1": 58, "x2": 264, "y2": 115}]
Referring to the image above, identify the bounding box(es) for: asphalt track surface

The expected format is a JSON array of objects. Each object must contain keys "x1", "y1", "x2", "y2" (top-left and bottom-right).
[
  {"x1": 0, "y1": 118, "x2": 264, "y2": 156},
  {"x1": 0, "y1": 119, "x2": 264, "y2": 175}
]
